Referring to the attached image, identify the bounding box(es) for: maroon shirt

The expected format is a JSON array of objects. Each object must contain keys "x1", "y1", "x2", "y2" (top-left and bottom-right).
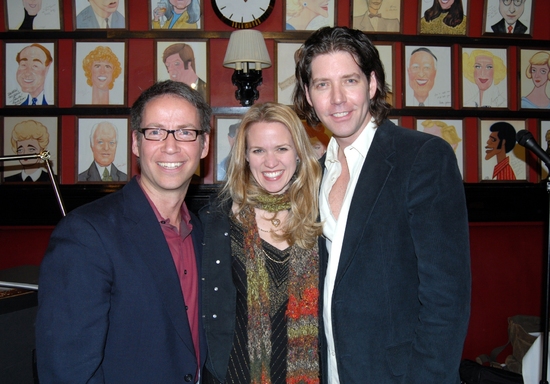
[{"x1": 140, "y1": 182, "x2": 200, "y2": 377}]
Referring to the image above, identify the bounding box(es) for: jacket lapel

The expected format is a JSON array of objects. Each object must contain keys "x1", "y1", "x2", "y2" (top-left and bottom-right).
[
  {"x1": 121, "y1": 179, "x2": 197, "y2": 357},
  {"x1": 334, "y1": 122, "x2": 396, "y2": 286}
]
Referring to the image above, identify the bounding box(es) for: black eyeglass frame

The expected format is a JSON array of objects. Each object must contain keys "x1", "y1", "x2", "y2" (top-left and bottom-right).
[{"x1": 137, "y1": 128, "x2": 205, "y2": 142}]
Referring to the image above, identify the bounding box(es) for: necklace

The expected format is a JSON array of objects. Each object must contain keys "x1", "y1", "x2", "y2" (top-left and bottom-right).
[
  {"x1": 258, "y1": 226, "x2": 282, "y2": 233},
  {"x1": 261, "y1": 247, "x2": 290, "y2": 264}
]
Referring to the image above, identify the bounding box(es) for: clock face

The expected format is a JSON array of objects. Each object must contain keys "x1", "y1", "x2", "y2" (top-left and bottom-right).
[{"x1": 212, "y1": 0, "x2": 275, "y2": 29}]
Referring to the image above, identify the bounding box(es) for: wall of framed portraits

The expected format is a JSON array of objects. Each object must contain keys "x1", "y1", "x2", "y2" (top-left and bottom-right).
[{"x1": 1, "y1": 0, "x2": 550, "y2": 363}]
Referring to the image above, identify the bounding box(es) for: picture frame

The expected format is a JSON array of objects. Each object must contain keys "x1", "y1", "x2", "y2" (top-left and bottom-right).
[
  {"x1": 275, "y1": 40, "x2": 303, "y2": 105},
  {"x1": 416, "y1": 118, "x2": 465, "y2": 178},
  {"x1": 351, "y1": 0, "x2": 401, "y2": 33},
  {"x1": 375, "y1": 43, "x2": 395, "y2": 106},
  {"x1": 4, "y1": 41, "x2": 57, "y2": 107},
  {"x1": 149, "y1": 0, "x2": 203, "y2": 30},
  {"x1": 4, "y1": 0, "x2": 62, "y2": 31},
  {"x1": 284, "y1": 0, "x2": 336, "y2": 31},
  {"x1": 302, "y1": 120, "x2": 331, "y2": 160},
  {"x1": 461, "y1": 46, "x2": 508, "y2": 109},
  {"x1": 479, "y1": 118, "x2": 526, "y2": 182},
  {"x1": 418, "y1": 0, "x2": 469, "y2": 36},
  {"x1": 215, "y1": 115, "x2": 243, "y2": 183},
  {"x1": 482, "y1": 0, "x2": 534, "y2": 37},
  {"x1": 519, "y1": 48, "x2": 550, "y2": 109},
  {"x1": 74, "y1": 0, "x2": 127, "y2": 30},
  {"x1": 540, "y1": 121, "x2": 550, "y2": 180},
  {"x1": 76, "y1": 117, "x2": 130, "y2": 183},
  {"x1": 74, "y1": 41, "x2": 127, "y2": 106},
  {"x1": 1, "y1": 116, "x2": 59, "y2": 183},
  {"x1": 404, "y1": 45, "x2": 452, "y2": 108},
  {"x1": 155, "y1": 40, "x2": 209, "y2": 102}
]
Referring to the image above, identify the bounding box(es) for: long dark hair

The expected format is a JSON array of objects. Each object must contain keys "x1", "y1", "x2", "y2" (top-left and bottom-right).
[
  {"x1": 293, "y1": 26, "x2": 391, "y2": 127},
  {"x1": 424, "y1": 0, "x2": 464, "y2": 28}
]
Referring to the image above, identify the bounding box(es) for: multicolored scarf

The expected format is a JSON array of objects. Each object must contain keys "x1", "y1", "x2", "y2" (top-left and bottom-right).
[{"x1": 239, "y1": 203, "x2": 320, "y2": 384}]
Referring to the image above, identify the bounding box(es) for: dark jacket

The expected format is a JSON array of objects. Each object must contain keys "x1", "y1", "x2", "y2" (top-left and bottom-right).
[
  {"x1": 319, "y1": 120, "x2": 471, "y2": 383},
  {"x1": 36, "y1": 177, "x2": 206, "y2": 383},
  {"x1": 199, "y1": 197, "x2": 236, "y2": 382}
]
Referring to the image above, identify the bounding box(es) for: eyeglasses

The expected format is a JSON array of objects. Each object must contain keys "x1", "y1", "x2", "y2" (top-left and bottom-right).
[
  {"x1": 137, "y1": 128, "x2": 204, "y2": 142},
  {"x1": 502, "y1": 0, "x2": 524, "y2": 6}
]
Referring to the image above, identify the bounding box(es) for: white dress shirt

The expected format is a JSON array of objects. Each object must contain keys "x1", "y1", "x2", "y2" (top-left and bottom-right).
[{"x1": 320, "y1": 119, "x2": 377, "y2": 383}]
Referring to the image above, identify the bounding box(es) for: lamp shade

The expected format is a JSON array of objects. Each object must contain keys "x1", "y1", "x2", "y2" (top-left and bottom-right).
[{"x1": 223, "y1": 30, "x2": 272, "y2": 71}]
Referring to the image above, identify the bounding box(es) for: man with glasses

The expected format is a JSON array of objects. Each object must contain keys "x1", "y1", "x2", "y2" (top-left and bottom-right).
[
  {"x1": 491, "y1": 0, "x2": 527, "y2": 34},
  {"x1": 36, "y1": 80, "x2": 211, "y2": 383}
]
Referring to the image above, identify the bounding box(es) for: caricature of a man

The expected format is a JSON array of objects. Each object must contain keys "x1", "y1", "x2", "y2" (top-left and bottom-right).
[
  {"x1": 353, "y1": 0, "x2": 400, "y2": 32},
  {"x1": 76, "y1": 0, "x2": 125, "y2": 29},
  {"x1": 491, "y1": 0, "x2": 527, "y2": 34},
  {"x1": 16, "y1": 43, "x2": 52, "y2": 106},
  {"x1": 162, "y1": 43, "x2": 206, "y2": 100},
  {"x1": 407, "y1": 47, "x2": 437, "y2": 106},
  {"x1": 78, "y1": 122, "x2": 127, "y2": 182},
  {"x1": 485, "y1": 122, "x2": 517, "y2": 180}
]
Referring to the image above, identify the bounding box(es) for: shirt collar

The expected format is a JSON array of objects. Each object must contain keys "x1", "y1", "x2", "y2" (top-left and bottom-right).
[{"x1": 325, "y1": 118, "x2": 378, "y2": 163}]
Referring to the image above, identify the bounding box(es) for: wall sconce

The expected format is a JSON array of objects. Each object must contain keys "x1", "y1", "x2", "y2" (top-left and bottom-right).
[{"x1": 223, "y1": 30, "x2": 272, "y2": 107}]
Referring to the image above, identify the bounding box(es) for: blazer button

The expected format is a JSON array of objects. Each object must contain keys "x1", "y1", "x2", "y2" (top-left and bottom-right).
[{"x1": 184, "y1": 373, "x2": 193, "y2": 382}]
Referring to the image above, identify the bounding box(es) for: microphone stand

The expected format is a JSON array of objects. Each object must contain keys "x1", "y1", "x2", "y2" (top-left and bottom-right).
[
  {"x1": 0, "y1": 150, "x2": 66, "y2": 292},
  {"x1": 542, "y1": 177, "x2": 550, "y2": 384}
]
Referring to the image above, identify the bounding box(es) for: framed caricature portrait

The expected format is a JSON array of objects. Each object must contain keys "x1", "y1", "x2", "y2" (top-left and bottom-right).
[
  {"x1": 76, "y1": 117, "x2": 129, "y2": 183},
  {"x1": 519, "y1": 49, "x2": 550, "y2": 109},
  {"x1": 155, "y1": 40, "x2": 208, "y2": 102},
  {"x1": 351, "y1": 0, "x2": 401, "y2": 33},
  {"x1": 74, "y1": 41, "x2": 126, "y2": 106},
  {"x1": 375, "y1": 43, "x2": 394, "y2": 106},
  {"x1": 275, "y1": 41, "x2": 302, "y2": 105},
  {"x1": 2, "y1": 116, "x2": 59, "y2": 183},
  {"x1": 418, "y1": 0, "x2": 469, "y2": 35},
  {"x1": 404, "y1": 45, "x2": 452, "y2": 108},
  {"x1": 540, "y1": 121, "x2": 550, "y2": 180},
  {"x1": 215, "y1": 116, "x2": 242, "y2": 183},
  {"x1": 284, "y1": 0, "x2": 335, "y2": 31},
  {"x1": 416, "y1": 118, "x2": 464, "y2": 178},
  {"x1": 74, "y1": 0, "x2": 127, "y2": 30},
  {"x1": 4, "y1": 41, "x2": 56, "y2": 107},
  {"x1": 479, "y1": 119, "x2": 526, "y2": 181},
  {"x1": 483, "y1": 0, "x2": 533, "y2": 37},
  {"x1": 5, "y1": 0, "x2": 62, "y2": 30},
  {"x1": 150, "y1": 0, "x2": 202, "y2": 30},
  {"x1": 462, "y1": 47, "x2": 508, "y2": 108}
]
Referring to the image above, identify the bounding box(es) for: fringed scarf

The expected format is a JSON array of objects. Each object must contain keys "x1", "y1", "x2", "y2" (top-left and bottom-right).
[{"x1": 239, "y1": 201, "x2": 320, "y2": 384}]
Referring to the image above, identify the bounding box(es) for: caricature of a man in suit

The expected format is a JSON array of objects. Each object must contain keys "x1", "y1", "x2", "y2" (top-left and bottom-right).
[
  {"x1": 353, "y1": 0, "x2": 400, "y2": 32},
  {"x1": 78, "y1": 121, "x2": 127, "y2": 182},
  {"x1": 491, "y1": 0, "x2": 528, "y2": 34},
  {"x1": 76, "y1": 0, "x2": 125, "y2": 28},
  {"x1": 16, "y1": 43, "x2": 52, "y2": 106}
]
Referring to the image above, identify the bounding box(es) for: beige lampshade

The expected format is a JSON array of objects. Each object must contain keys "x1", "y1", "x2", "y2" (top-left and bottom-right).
[{"x1": 223, "y1": 30, "x2": 272, "y2": 72}]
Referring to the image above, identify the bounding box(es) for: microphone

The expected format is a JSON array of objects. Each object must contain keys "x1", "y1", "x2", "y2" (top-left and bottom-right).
[{"x1": 516, "y1": 130, "x2": 550, "y2": 169}]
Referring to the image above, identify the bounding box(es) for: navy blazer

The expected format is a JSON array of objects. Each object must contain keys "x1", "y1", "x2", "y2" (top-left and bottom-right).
[
  {"x1": 319, "y1": 120, "x2": 471, "y2": 383},
  {"x1": 36, "y1": 177, "x2": 206, "y2": 383}
]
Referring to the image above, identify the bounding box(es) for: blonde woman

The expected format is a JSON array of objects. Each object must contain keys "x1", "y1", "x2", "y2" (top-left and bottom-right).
[
  {"x1": 522, "y1": 51, "x2": 550, "y2": 109},
  {"x1": 463, "y1": 49, "x2": 507, "y2": 107},
  {"x1": 200, "y1": 102, "x2": 322, "y2": 383},
  {"x1": 82, "y1": 46, "x2": 122, "y2": 104}
]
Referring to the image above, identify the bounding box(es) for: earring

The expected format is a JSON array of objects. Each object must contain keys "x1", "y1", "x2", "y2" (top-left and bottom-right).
[
  {"x1": 303, "y1": 2, "x2": 307, "y2": 6},
  {"x1": 296, "y1": 158, "x2": 300, "y2": 163}
]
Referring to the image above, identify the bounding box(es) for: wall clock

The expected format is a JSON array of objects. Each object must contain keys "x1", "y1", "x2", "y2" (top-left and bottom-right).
[{"x1": 212, "y1": 0, "x2": 276, "y2": 29}]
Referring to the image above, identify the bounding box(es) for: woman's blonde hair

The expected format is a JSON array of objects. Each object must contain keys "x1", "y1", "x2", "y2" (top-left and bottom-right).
[
  {"x1": 286, "y1": 0, "x2": 305, "y2": 18},
  {"x1": 463, "y1": 49, "x2": 507, "y2": 86},
  {"x1": 526, "y1": 51, "x2": 550, "y2": 80},
  {"x1": 221, "y1": 102, "x2": 322, "y2": 249}
]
